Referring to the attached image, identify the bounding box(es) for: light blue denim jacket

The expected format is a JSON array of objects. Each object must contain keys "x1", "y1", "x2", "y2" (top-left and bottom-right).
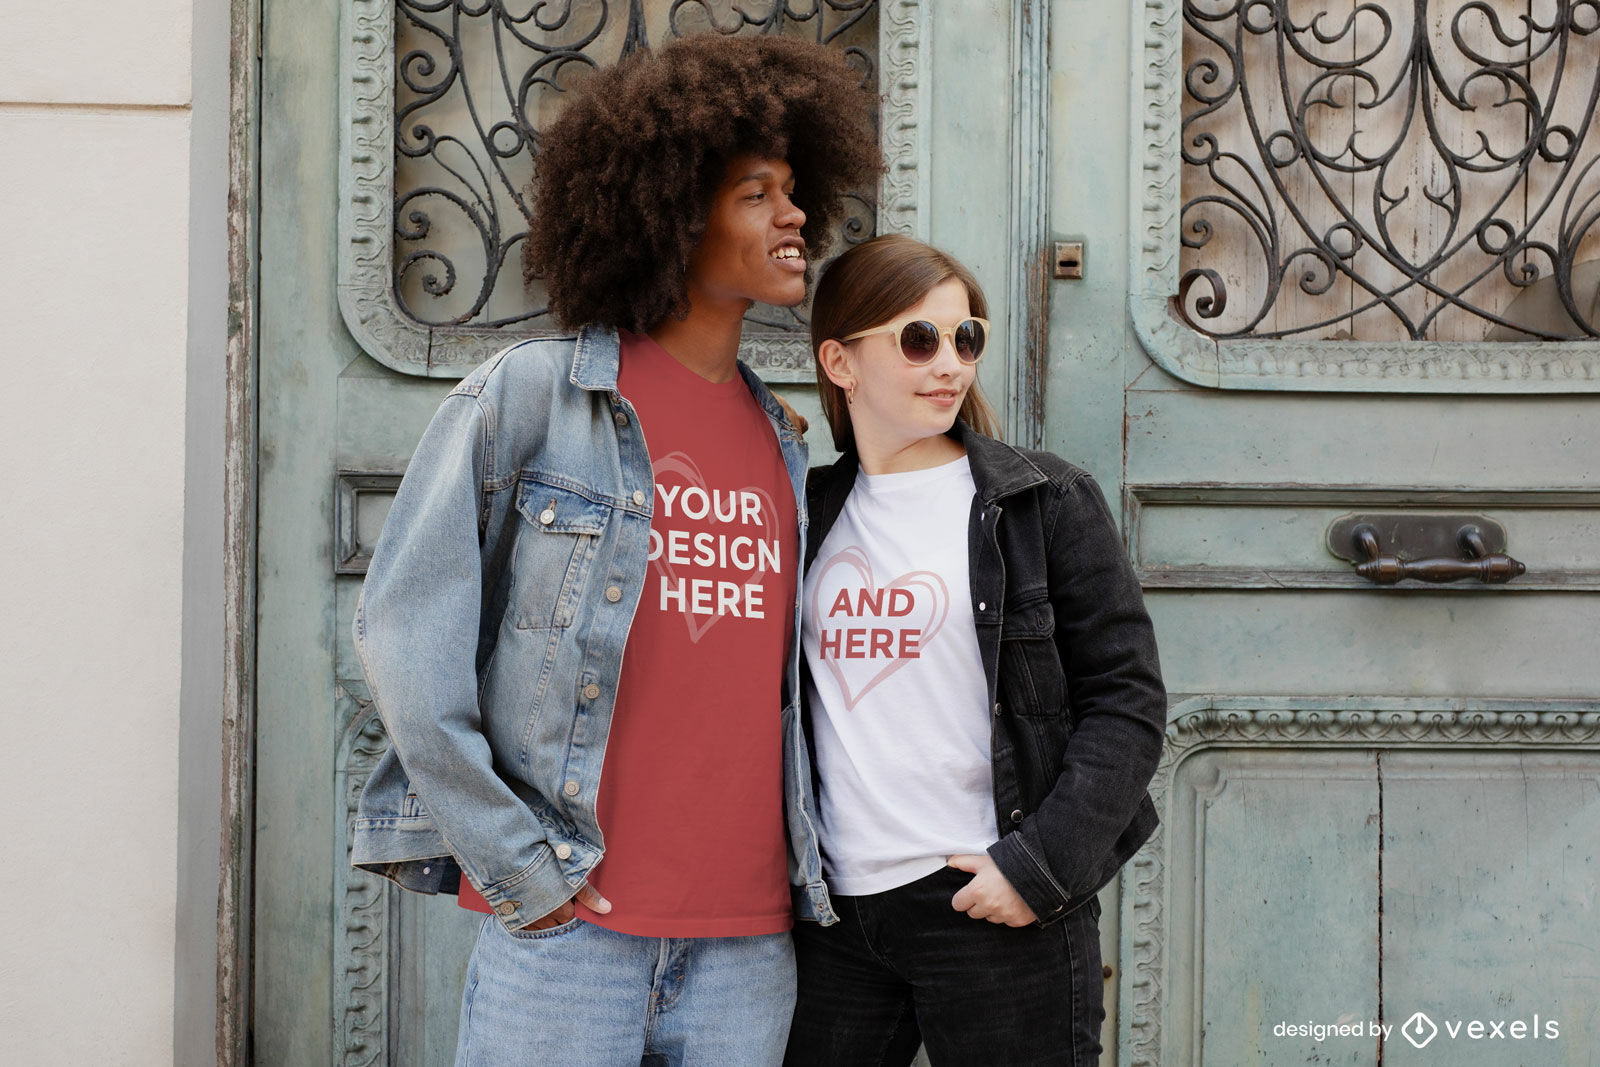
[{"x1": 351, "y1": 325, "x2": 836, "y2": 932}]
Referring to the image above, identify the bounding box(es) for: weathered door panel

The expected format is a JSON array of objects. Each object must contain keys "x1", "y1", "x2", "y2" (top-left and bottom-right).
[
  {"x1": 1126, "y1": 699, "x2": 1600, "y2": 1064},
  {"x1": 1171, "y1": 749, "x2": 1381, "y2": 1066},
  {"x1": 254, "y1": 0, "x2": 348, "y2": 1059},
  {"x1": 1382, "y1": 750, "x2": 1600, "y2": 1067},
  {"x1": 1049, "y1": 0, "x2": 1600, "y2": 1058},
  {"x1": 1145, "y1": 591, "x2": 1600, "y2": 697},
  {"x1": 329, "y1": 364, "x2": 488, "y2": 1064}
]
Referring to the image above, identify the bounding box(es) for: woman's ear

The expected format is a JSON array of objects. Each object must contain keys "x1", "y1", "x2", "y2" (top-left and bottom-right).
[{"x1": 817, "y1": 338, "x2": 855, "y2": 392}]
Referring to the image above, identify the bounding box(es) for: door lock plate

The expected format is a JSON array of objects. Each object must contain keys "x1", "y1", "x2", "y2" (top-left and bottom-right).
[
  {"x1": 1054, "y1": 241, "x2": 1084, "y2": 280},
  {"x1": 1327, "y1": 514, "x2": 1507, "y2": 563}
]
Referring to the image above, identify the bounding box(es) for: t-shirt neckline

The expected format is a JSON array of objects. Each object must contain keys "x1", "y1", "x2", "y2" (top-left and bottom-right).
[{"x1": 621, "y1": 329, "x2": 747, "y2": 397}]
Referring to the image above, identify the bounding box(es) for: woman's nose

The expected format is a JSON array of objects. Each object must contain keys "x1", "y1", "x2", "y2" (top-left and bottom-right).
[{"x1": 931, "y1": 334, "x2": 964, "y2": 373}]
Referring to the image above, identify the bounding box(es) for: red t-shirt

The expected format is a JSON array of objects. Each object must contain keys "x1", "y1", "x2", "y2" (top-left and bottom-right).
[{"x1": 459, "y1": 331, "x2": 797, "y2": 936}]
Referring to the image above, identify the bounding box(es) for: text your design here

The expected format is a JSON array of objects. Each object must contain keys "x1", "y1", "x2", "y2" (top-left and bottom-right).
[{"x1": 648, "y1": 483, "x2": 781, "y2": 624}]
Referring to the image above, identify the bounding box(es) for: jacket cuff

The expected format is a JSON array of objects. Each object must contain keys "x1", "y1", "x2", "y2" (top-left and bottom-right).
[
  {"x1": 474, "y1": 847, "x2": 577, "y2": 932},
  {"x1": 988, "y1": 831, "x2": 1072, "y2": 927}
]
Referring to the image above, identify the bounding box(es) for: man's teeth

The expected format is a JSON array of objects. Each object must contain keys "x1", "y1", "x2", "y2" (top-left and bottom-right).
[{"x1": 771, "y1": 247, "x2": 801, "y2": 260}]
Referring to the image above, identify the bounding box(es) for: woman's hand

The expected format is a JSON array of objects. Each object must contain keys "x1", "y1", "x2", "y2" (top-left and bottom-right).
[{"x1": 947, "y1": 854, "x2": 1038, "y2": 926}]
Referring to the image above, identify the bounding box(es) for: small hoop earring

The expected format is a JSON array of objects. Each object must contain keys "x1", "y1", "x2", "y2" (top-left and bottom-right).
[{"x1": 845, "y1": 385, "x2": 855, "y2": 405}]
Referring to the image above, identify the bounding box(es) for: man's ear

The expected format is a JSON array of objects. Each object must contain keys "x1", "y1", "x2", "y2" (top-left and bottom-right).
[{"x1": 817, "y1": 339, "x2": 855, "y2": 392}]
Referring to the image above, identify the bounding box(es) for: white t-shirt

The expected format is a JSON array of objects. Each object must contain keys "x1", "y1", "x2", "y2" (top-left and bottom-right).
[{"x1": 802, "y1": 455, "x2": 996, "y2": 895}]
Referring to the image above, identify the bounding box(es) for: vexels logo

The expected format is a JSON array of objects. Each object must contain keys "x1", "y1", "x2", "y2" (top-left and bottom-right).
[
  {"x1": 1273, "y1": 1008, "x2": 1561, "y2": 1050},
  {"x1": 1402, "y1": 1012, "x2": 1438, "y2": 1049},
  {"x1": 1399, "y1": 1009, "x2": 1559, "y2": 1048}
]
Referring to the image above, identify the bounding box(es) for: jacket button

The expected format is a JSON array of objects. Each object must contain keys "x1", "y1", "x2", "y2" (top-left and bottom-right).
[
  {"x1": 495, "y1": 902, "x2": 516, "y2": 917},
  {"x1": 1011, "y1": 809, "x2": 1024, "y2": 824},
  {"x1": 614, "y1": 412, "x2": 628, "y2": 427},
  {"x1": 582, "y1": 683, "x2": 601, "y2": 700},
  {"x1": 554, "y1": 843, "x2": 572, "y2": 860},
  {"x1": 538, "y1": 508, "x2": 555, "y2": 525},
  {"x1": 605, "y1": 585, "x2": 622, "y2": 603},
  {"x1": 632, "y1": 490, "x2": 646, "y2": 506},
  {"x1": 978, "y1": 601, "x2": 986, "y2": 611},
  {"x1": 564, "y1": 780, "x2": 581, "y2": 797},
  {"x1": 993, "y1": 702, "x2": 1002, "y2": 718}
]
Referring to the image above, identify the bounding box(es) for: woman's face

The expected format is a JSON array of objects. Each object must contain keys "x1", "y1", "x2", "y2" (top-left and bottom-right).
[{"x1": 834, "y1": 278, "x2": 978, "y2": 454}]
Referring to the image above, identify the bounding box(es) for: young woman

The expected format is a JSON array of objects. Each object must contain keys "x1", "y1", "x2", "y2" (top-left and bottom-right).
[{"x1": 786, "y1": 235, "x2": 1168, "y2": 1065}]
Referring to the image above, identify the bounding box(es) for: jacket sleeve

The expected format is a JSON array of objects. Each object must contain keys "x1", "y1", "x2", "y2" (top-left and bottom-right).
[
  {"x1": 987, "y1": 471, "x2": 1167, "y2": 923},
  {"x1": 353, "y1": 392, "x2": 567, "y2": 931}
]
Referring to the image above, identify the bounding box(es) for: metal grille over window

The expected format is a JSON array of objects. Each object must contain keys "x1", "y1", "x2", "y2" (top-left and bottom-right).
[
  {"x1": 392, "y1": 0, "x2": 879, "y2": 334},
  {"x1": 1178, "y1": 0, "x2": 1600, "y2": 341}
]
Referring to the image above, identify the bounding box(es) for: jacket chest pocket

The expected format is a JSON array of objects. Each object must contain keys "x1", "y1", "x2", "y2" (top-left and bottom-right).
[
  {"x1": 999, "y1": 597, "x2": 1067, "y2": 717},
  {"x1": 512, "y1": 477, "x2": 611, "y2": 630}
]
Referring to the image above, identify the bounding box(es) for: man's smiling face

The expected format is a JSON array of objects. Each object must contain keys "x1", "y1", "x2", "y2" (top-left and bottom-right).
[{"x1": 685, "y1": 155, "x2": 809, "y2": 313}]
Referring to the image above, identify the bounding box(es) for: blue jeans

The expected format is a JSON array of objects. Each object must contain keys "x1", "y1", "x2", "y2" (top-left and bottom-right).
[
  {"x1": 785, "y1": 866, "x2": 1105, "y2": 1066},
  {"x1": 456, "y1": 915, "x2": 796, "y2": 1066}
]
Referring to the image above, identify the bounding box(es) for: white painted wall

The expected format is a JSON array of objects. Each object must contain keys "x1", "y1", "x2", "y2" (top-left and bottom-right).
[{"x1": 0, "y1": 2, "x2": 202, "y2": 1062}]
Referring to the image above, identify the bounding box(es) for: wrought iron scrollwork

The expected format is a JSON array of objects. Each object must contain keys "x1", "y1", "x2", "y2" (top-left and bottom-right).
[
  {"x1": 392, "y1": 0, "x2": 879, "y2": 333},
  {"x1": 1180, "y1": 0, "x2": 1600, "y2": 341}
]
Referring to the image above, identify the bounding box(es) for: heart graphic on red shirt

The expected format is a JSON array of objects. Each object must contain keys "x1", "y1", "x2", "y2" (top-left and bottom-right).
[
  {"x1": 650, "y1": 450, "x2": 780, "y2": 644},
  {"x1": 809, "y1": 545, "x2": 948, "y2": 710}
]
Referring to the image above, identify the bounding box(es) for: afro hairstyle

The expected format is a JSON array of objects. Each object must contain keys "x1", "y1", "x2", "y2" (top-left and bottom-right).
[{"x1": 525, "y1": 32, "x2": 882, "y2": 332}]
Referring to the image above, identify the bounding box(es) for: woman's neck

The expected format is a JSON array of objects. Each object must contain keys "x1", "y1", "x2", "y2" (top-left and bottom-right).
[{"x1": 853, "y1": 429, "x2": 965, "y2": 476}]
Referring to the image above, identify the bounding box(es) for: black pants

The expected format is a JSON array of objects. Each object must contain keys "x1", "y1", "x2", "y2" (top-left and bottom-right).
[{"x1": 784, "y1": 866, "x2": 1104, "y2": 1066}]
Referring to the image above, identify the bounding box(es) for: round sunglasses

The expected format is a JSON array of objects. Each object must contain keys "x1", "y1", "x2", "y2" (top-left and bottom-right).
[{"x1": 840, "y1": 315, "x2": 990, "y2": 365}]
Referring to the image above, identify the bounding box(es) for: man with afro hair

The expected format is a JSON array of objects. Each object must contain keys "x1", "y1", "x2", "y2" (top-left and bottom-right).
[{"x1": 350, "y1": 32, "x2": 878, "y2": 1064}]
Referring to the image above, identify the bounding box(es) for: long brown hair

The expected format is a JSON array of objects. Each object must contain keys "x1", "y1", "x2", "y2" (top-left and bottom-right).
[{"x1": 809, "y1": 234, "x2": 1002, "y2": 452}]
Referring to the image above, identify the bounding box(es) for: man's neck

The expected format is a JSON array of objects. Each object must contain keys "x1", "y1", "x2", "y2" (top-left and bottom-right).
[{"x1": 647, "y1": 295, "x2": 750, "y2": 384}]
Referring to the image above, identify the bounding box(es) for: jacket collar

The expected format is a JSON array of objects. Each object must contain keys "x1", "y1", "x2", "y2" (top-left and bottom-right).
[
  {"x1": 951, "y1": 420, "x2": 1050, "y2": 504},
  {"x1": 569, "y1": 323, "x2": 621, "y2": 391}
]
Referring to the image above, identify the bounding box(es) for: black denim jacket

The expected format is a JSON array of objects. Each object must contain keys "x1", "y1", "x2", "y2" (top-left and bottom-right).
[{"x1": 804, "y1": 422, "x2": 1167, "y2": 925}]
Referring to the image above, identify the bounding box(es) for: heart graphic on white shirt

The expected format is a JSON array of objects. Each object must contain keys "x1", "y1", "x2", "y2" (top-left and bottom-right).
[
  {"x1": 650, "y1": 451, "x2": 779, "y2": 644},
  {"x1": 809, "y1": 545, "x2": 948, "y2": 710}
]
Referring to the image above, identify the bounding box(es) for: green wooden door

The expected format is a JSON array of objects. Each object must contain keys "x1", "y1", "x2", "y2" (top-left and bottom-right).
[
  {"x1": 254, "y1": 0, "x2": 1600, "y2": 1061},
  {"x1": 1046, "y1": 0, "x2": 1600, "y2": 1062}
]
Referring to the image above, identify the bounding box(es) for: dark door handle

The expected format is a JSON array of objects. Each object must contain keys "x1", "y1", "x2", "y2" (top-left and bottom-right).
[{"x1": 1350, "y1": 524, "x2": 1525, "y2": 585}]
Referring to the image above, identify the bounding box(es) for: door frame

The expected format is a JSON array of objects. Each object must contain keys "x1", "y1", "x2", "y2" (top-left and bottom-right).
[{"x1": 221, "y1": 0, "x2": 261, "y2": 1060}]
